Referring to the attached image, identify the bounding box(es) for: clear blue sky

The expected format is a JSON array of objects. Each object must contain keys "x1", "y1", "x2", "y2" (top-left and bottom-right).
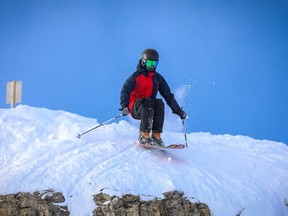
[{"x1": 1, "y1": 0, "x2": 287, "y2": 144}]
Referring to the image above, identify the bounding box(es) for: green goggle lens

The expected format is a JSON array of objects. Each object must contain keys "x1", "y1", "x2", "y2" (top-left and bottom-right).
[{"x1": 145, "y1": 59, "x2": 158, "y2": 68}]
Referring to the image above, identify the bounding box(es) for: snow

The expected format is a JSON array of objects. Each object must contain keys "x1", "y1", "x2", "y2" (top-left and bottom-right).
[{"x1": 1, "y1": 105, "x2": 288, "y2": 216}]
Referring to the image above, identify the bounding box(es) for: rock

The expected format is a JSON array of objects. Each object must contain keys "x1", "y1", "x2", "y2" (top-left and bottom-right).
[
  {"x1": 93, "y1": 190, "x2": 211, "y2": 216},
  {"x1": 41, "y1": 190, "x2": 65, "y2": 203},
  {"x1": 0, "y1": 191, "x2": 69, "y2": 216},
  {"x1": 0, "y1": 190, "x2": 211, "y2": 215}
]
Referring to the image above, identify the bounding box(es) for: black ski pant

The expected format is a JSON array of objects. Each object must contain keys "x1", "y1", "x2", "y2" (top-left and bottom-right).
[{"x1": 132, "y1": 98, "x2": 164, "y2": 133}]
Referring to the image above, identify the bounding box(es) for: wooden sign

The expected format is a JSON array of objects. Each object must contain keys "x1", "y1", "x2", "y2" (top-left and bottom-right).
[{"x1": 6, "y1": 81, "x2": 22, "y2": 108}]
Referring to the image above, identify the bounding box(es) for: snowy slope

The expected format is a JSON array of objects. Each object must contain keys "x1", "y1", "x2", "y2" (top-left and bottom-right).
[{"x1": 0, "y1": 105, "x2": 288, "y2": 216}]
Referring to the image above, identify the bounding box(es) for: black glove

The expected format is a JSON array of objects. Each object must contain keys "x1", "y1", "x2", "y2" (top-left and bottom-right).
[
  {"x1": 121, "y1": 107, "x2": 129, "y2": 116},
  {"x1": 178, "y1": 109, "x2": 186, "y2": 120}
]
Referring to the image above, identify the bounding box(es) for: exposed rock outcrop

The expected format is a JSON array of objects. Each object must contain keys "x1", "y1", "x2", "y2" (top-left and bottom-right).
[
  {"x1": 0, "y1": 190, "x2": 210, "y2": 215},
  {"x1": 0, "y1": 190, "x2": 69, "y2": 216},
  {"x1": 93, "y1": 190, "x2": 211, "y2": 216}
]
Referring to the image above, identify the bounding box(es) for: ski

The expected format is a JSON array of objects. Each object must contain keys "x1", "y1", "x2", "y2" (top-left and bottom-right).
[{"x1": 138, "y1": 143, "x2": 185, "y2": 149}]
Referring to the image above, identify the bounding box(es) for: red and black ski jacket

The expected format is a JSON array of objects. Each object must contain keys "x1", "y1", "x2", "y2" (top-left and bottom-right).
[{"x1": 120, "y1": 61, "x2": 181, "y2": 117}]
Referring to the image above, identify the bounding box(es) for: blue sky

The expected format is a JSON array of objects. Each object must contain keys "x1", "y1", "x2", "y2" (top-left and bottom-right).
[{"x1": 1, "y1": 0, "x2": 287, "y2": 144}]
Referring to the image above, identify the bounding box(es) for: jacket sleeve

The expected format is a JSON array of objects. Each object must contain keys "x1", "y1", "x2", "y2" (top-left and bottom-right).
[
  {"x1": 158, "y1": 73, "x2": 181, "y2": 115},
  {"x1": 120, "y1": 73, "x2": 136, "y2": 109}
]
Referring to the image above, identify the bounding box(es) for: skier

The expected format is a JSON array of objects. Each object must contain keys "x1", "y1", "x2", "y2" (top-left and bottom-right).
[{"x1": 120, "y1": 48, "x2": 186, "y2": 146}]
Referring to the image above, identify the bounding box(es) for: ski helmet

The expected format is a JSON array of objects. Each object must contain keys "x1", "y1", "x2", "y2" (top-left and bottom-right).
[{"x1": 141, "y1": 48, "x2": 159, "y2": 71}]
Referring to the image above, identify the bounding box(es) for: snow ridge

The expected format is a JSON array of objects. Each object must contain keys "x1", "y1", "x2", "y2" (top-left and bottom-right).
[{"x1": 0, "y1": 105, "x2": 288, "y2": 216}]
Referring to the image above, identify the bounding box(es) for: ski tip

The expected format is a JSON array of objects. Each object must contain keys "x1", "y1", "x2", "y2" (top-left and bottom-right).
[{"x1": 77, "y1": 134, "x2": 81, "y2": 138}]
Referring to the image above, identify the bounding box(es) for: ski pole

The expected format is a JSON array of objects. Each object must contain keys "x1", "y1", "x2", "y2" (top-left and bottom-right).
[
  {"x1": 182, "y1": 119, "x2": 188, "y2": 148},
  {"x1": 77, "y1": 114, "x2": 123, "y2": 138}
]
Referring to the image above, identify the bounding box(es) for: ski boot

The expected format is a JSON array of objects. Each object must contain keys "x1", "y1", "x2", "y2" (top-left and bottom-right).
[
  {"x1": 138, "y1": 132, "x2": 152, "y2": 145},
  {"x1": 151, "y1": 132, "x2": 164, "y2": 147}
]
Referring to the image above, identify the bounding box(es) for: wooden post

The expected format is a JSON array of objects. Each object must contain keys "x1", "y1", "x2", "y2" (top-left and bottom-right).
[
  {"x1": 6, "y1": 80, "x2": 22, "y2": 108},
  {"x1": 11, "y1": 80, "x2": 16, "y2": 108}
]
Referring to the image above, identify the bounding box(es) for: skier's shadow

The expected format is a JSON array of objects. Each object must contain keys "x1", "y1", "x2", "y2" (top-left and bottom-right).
[{"x1": 146, "y1": 148, "x2": 187, "y2": 164}]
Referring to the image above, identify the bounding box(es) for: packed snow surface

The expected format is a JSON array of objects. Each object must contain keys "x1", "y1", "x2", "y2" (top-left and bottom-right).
[{"x1": 0, "y1": 105, "x2": 288, "y2": 216}]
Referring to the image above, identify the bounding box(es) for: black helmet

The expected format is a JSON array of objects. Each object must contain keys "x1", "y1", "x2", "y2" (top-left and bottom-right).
[
  {"x1": 142, "y1": 48, "x2": 159, "y2": 61},
  {"x1": 141, "y1": 48, "x2": 159, "y2": 71}
]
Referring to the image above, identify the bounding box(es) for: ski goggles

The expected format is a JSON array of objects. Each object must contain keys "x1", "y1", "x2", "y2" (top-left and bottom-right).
[{"x1": 145, "y1": 59, "x2": 158, "y2": 68}]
